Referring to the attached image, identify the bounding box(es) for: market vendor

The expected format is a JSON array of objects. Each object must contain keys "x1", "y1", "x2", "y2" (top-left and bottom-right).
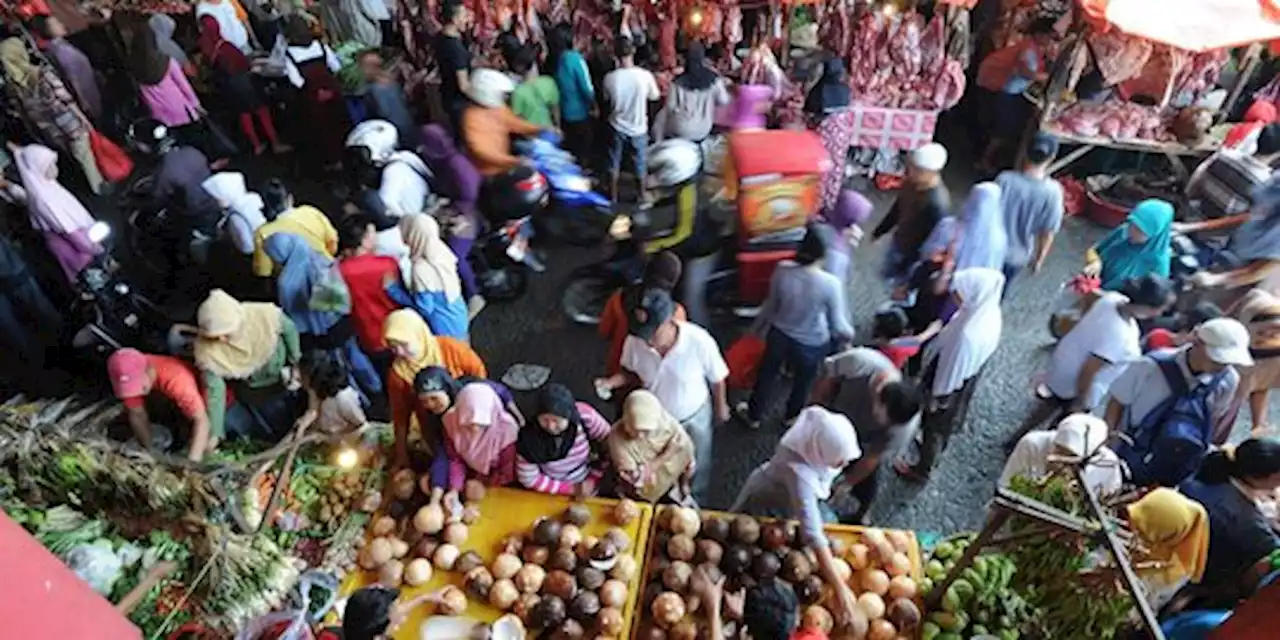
[
  {"x1": 871, "y1": 143, "x2": 951, "y2": 292},
  {"x1": 193, "y1": 289, "x2": 303, "y2": 443},
  {"x1": 730, "y1": 405, "x2": 863, "y2": 628},
  {"x1": 442, "y1": 382, "x2": 521, "y2": 490},
  {"x1": 606, "y1": 389, "x2": 696, "y2": 504},
  {"x1": 1183, "y1": 172, "x2": 1280, "y2": 300},
  {"x1": 383, "y1": 309, "x2": 486, "y2": 469},
  {"x1": 999, "y1": 414, "x2": 1123, "y2": 496},
  {"x1": 1178, "y1": 439, "x2": 1280, "y2": 605},
  {"x1": 1083, "y1": 199, "x2": 1174, "y2": 291},
  {"x1": 803, "y1": 57, "x2": 851, "y2": 123},
  {"x1": 106, "y1": 348, "x2": 213, "y2": 461},
  {"x1": 515, "y1": 383, "x2": 611, "y2": 495},
  {"x1": 1124, "y1": 488, "x2": 1210, "y2": 612}
]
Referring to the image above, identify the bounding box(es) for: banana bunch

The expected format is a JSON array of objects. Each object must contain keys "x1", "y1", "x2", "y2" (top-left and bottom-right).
[{"x1": 922, "y1": 551, "x2": 1036, "y2": 640}]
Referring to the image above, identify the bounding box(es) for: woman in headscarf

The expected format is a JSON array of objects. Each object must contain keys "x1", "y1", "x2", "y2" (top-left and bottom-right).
[
  {"x1": 803, "y1": 56, "x2": 851, "y2": 123},
  {"x1": 33, "y1": 16, "x2": 102, "y2": 123},
  {"x1": 149, "y1": 14, "x2": 195, "y2": 77},
  {"x1": 281, "y1": 15, "x2": 350, "y2": 170},
  {"x1": 195, "y1": 0, "x2": 254, "y2": 54},
  {"x1": 418, "y1": 125, "x2": 485, "y2": 313},
  {"x1": 413, "y1": 366, "x2": 522, "y2": 484},
  {"x1": 731, "y1": 405, "x2": 863, "y2": 629},
  {"x1": 201, "y1": 171, "x2": 265, "y2": 255},
  {"x1": 932, "y1": 182, "x2": 1008, "y2": 272},
  {"x1": 198, "y1": 16, "x2": 286, "y2": 156},
  {"x1": 1, "y1": 39, "x2": 103, "y2": 194},
  {"x1": 818, "y1": 187, "x2": 874, "y2": 282},
  {"x1": 193, "y1": 289, "x2": 301, "y2": 443},
  {"x1": 1125, "y1": 488, "x2": 1210, "y2": 611},
  {"x1": 999, "y1": 413, "x2": 1123, "y2": 495},
  {"x1": 385, "y1": 215, "x2": 469, "y2": 340},
  {"x1": 896, "y1": 268, "x2": 1005, "y2": 481},
  {"x1": 652, "y1": 42, "x2": 731, "y2": 144},
  {"x1": 130, "y1": 23, "x2": 203, "y2": 131},
  {"x1": 1226, "y1": 289, "x2": 1280, "y2": 434},
  {"x1": 1086, "y1": 199, "x2": 1173, "y2": 291},
  {"x1": 12, "y1": 144, "x2": 102, "y2": 284},
  {"x1": 598, "y1": 251, "x2": 687, "y2": 375},
  {"x1": 516, "y1": 383, "x2": 612, "y2": 495},
  {"x1": 1225, "y1": 100, "x2": 1277, "y2": 153},
  {"x1": 442, "y1": 382, "x2": 522, "y2": 490},
  {"x1": 383, "y1": 309, "x2": 486, "y2": 468},
  {"x1": 606, "y1": 389, "x2": 696, "y2": 504}
]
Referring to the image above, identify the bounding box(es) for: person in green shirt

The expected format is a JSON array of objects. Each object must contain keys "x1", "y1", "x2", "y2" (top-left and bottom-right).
[
  {"x1": 508, "y1": 45, "x2": 560, "y2": 129},
  {"x1": 192, "y1": 289, "x2": 303, "y2": 442}
]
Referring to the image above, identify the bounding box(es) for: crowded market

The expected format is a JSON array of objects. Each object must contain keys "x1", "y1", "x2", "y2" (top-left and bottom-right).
[{"x1": 5, "y1": 0, "x2": 1280, "y2": 637}]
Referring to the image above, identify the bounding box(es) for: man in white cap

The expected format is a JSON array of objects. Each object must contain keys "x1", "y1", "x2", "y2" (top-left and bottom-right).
[
  {"x1": 871, "y1": 142, "x2": 951, "y2": 294},
  {"x1": 1103, "y1": 317, "x2": 1252, "y2": 446}
]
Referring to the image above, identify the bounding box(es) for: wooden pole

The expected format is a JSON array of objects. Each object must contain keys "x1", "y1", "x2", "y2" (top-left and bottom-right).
[{"x1": 1221, "y1": 43, "x2": 1264, "y2": 122}]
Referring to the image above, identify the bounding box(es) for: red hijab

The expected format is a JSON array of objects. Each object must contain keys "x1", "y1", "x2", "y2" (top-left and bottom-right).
[{"x1": 197, "y1": 15, "x2": 250, "y2": 73}]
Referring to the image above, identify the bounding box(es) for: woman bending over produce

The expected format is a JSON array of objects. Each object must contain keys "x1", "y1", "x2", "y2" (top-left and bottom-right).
[
  {"x1": 442, "y1": 383, "x2": 521, "y2": 490},
  {"x1": 516, "y1": 383, "x2": 611, "y2": 495},
  {"x1": 731, "y1": 405, "x2": 863, "y2": 629},
  {"x1": 605, "y1": 390, "x2": 695, "y2": 504},
  {"x1": 383, "y1": 309, "x2": 486, "y2": 468},
  {"x1": 1124, "y1": 488, "x2": 1209, "y2": 612},
  {"x1": 1084, "y1": 199, "x2": 1173, "y2": 291},
  {"x1": 414, "y1": 366, "x2": 521, "y2": 487}
]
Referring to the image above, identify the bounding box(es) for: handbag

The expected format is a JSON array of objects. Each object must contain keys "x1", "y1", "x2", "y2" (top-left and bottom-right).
[
  {"x1": 308, "y1": 263, "x2": 351, "y2": 313},
  {"x1": 87, "y1": 129, "x2": 133, "y2": 183},
  {"x1": 725, "y1": 334, "x2": 767, "y2": 390}
]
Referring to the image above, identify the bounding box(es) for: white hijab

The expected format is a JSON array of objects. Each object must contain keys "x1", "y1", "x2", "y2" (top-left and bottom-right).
[
  {"x1": 196, "y1": 0, "x2": 251, "y2": 53},
  {"x1": 778, "y1": 406, "x2": 862, "y2": 499},
  {"x1": 999, "y1": 414, "x2": 1123, "y2": 496},
  {"x1": 925, "y1": 268, "x2": 1005, "y2": 397},
  {"x1": 202, "y1": 172, "x2": 265, "y2": 254}
]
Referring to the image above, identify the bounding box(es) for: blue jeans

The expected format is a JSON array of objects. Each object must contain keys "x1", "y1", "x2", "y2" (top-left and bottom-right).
[
  {"x1": 608, "y1": 128, "x2": 647, "y2": 178},
  {"x1": 748, "y1": 328, "x2": 830, "y2": 421}
]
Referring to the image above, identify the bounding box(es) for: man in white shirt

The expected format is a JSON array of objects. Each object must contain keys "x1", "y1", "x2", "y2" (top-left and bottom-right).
[
  {"x1": 603, "y1": 36, "x2": 659, "y2": 204},
  {"x1": 1004, "y1": 275, "x2": 1175, "y2": 448},
  {"x1": 596, "y1": 288, "x2": 730, "y2": 502},
  {"x1": 1103, "y1": 318, "x2": 1251, "y2": 446}
]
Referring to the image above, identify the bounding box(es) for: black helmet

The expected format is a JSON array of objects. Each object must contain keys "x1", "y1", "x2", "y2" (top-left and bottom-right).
[{"x1": 129, "y1": 117, "x2": 175, "y2": 155}]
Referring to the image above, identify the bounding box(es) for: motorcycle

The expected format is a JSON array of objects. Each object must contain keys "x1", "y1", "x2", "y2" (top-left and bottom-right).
[
  {"x1": 515, "y1": 131, "x2": 615, "y2": 246},
  {"x1": 70, "y1": 222, "x2": 193, "y2": 357},
  {"x1": 469, "y1": 216, "x2": 533, "y2": 302}
]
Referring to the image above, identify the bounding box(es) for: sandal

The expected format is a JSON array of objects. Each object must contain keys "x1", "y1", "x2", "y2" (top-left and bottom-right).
[
  {"x1": 892, "y1": 458, "x2": 928, "y2": 483},
  {"x1": 733, "y1": 401, "x2": 760, "y2": 430}
]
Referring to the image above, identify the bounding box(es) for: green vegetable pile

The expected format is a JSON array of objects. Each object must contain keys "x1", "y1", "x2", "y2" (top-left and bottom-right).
[{"x1": 922, "y1": 535, "x2": 1037, "y2": 640}]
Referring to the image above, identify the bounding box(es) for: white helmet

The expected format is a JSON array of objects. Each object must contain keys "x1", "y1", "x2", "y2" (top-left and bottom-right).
[
  {"x1": 467, "y1": 68, "x2": 516, "y2": 108},
  {"x1": 345, "y1": 120, "x2": 399, "y2": 164},
  {"x1": 648, "y1": 139, "x2": 702, "y2": 188}
]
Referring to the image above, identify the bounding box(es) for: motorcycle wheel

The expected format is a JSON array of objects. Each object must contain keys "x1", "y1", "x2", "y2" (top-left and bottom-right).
[{"x1": 562, "y1": 274, "x2": 620, "y2": 325}]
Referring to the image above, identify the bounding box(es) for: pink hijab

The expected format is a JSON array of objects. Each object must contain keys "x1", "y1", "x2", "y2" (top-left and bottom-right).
[
  {"x1": 443, "y1": 383, "x2": 520, "y2": 474},
  {"x1": 15, "y1": 144, "x2": 96, "y2": 234}
]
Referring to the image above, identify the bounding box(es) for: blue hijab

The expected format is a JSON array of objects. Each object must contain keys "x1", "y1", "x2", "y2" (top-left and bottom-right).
[
  {"x1": 1094, "y1": 199, "x2": 1173, "y2": 290},
  {"x1": 265, "y1": 232, "x2": 340, "y2": 335}
]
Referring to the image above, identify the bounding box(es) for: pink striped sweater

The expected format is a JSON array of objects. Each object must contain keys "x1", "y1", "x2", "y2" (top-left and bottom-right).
[{"x1": 516, "y1": 402, "x2": 612, "y2": 494}]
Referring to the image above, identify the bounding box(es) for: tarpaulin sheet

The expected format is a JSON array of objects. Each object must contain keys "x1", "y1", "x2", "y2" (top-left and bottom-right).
[{"x1": 1082, "y1": 0, "x2": 1280, "y2": 52}]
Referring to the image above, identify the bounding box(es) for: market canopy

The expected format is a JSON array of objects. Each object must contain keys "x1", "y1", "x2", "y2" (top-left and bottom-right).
[{"x1": 1081, "y1": 0, "x2": 1280, "y2": 51}]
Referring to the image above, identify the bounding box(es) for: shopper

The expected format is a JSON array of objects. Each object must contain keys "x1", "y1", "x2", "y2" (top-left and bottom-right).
[
  {"x1": 252, "y1": 180, "x2": 339, "y2": 277},
  {"x1": 803, "y1": 57, "x2": 851, "y2": 122},
  {"x1": 340, "y1": 586, "x2": 404, "y2": 640},
  {"x1": 106, "y1": 348, "x2": 213, "y2": 461},
  {"x1": 997, "y1": 132, "x2": 1065, "y2": 286},
  {"x1": 337, "y1": 215, "x2": 402, "y2": 359},
  {"x1": 383, "y1": 309, "x2": 486, "y2": 468},
  {"x1": 606, "y1": 389, "x2": 696, "y2": 504},
  {"x1": 193, "y1": 289, "x2": 302, "y2": 442},
  {"x1": 1125, "y1": 488, "x2": 1209, "y2": 611},
  {"x1": 358, "y1": 50, "x2": 419, "y2": 149},
  {"x1": 516, "y1": 383, "x2": 612, "y2": 495},
  {"x1": 1104, "y1": 318, "x2": 1250, "y2": 447},
  {"x1": 149, "y1": 14, "x2": 195, "y2": 77},
  {"x1": 810, "y1": 347, "x2": 922, "y2": 522},
  {"x1": 1184, "y1": 172, "x2": 1280, "y2": 297},
  {"x1": 999, "y1": 413, "x2": 1123, "y2": 495},
  {"x1": 818, "y1": 187, "x2": 874, "y2": 282},
  {"x1": 202, "y1": 171, "x2": 266, "y2": 256},
  {"x1": 896, "y1": 268, "x2": 1005, "y2": 481},
  {"x1": 868, "y1": 307, "x2": 937, "y2": 371},
  {"x1": 1007, "y1": 274, "x2": 1175, "y2": 445},
  {"x1": 872, "y1": 142, "x2": 950, "y2": 291},
  {"x1": 33, "y1": 15, "x2": 102, "y2": 123},
  {"x1": 434, "y1": 0, "x2": 473, "y2": 132},
  {"x1": 508, "y1": 45, "x2": 560, "y2": 129},
  {"x1": 1178, "y1": 439, "x2": 1280, "y2": 603},
  {"x1": 0, "y1": 231, "x2": 62, "y2": 371},
  {"x1": 198, "y1": 16, "x2": 286, "y2": 156},
  {"x1": 195, "y1": 0, "x2": 254, "y2": 53},
  {"x1": 739, "y1": 227, "x2": 855, "y2": 428},
  {"x1": 282, "y1": 15, "x2": 349, "y2": 169},
  {"x1": 1085, "y1": 199, "x2": 1174, "y2": 291},
  {"x1": 604, "y1": 36, "x2": 660, "y2": 203},
  {"x1": 1229, "y1": 289, "x2": 1280, "y2": 433},
  {"x1": 940, "y1": 182, "x2": 1008, "y2": 272},
  {"x1": 598, "y1": 251, "x2": 686, "y2": 375},
  {"x1": 12, "y1": 143, "x2": 102, "y2": 284},
  {"x1": 442, "y1": 382, "x2": 521, "y2": 490},
  {"x1": 1, "y1": 39, "x2": 103, "y2": 194},
  {"x1": 652, "y1": 42, "x2": 730, "y2": 144},
  {"x1": 131, "y1": 22, "x2": 205, "y2": 134},
  {"x1": 386, "y1": 214, "x2": 468, "y2": 341},
  {"x1": 731, "y1": 406, "x2": 861, "y2": 627},
  {"x1": 418, "y1": 124, "x2": 485, "y2": 313},
  {"x1": 596, "y1": 289, "x2": 729, "y2": 502},
  {"x1": 549, "y1": 22, "x2": 595, "y2": 162},
  {"x1": 293, "y1": 349, "x2": 367, "y2": 436}
]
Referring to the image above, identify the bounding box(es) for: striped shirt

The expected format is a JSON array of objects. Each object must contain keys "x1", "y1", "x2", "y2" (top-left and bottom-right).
[
  {"x1": 516, "y1": 402, "x2": 612, "y2": 494},
  {"x1": 1189, "y1": 150, "x2": 1273, "y2": 220}
]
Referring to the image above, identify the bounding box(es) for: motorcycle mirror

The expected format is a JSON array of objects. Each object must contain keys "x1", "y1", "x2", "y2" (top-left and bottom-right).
[{"x1": 87, "y1": 222, "x2": 111, "y2": 244}]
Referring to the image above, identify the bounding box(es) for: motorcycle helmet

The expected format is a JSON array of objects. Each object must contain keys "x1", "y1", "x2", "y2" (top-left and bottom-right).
[
  {"x1": 345, "y1": 119, "x2": 399, "y2": 165},
  {"x1": 647, "y1": 139, "x2": 701, "y2": 188},
  {"x1": 466, "y1": 68, "x2": 516, "y2": 108},
  {"x1": 129, "y1": 117, "x2": 175, "y2": 155}
]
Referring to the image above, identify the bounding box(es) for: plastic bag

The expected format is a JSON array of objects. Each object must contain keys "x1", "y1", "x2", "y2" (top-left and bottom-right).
[
  {"x1": 66, "y1": 541, "x2": 124, "y2": 595},
  {"x1": 88, "y1": 129, "x2": 134, "y2": 183},
  {"x1": 1048, "y1": 274, "x2": 1101, "y2": 339},
  {"x1": 725, "y1": 334, "x2": 766, "y2": 390},
  {"x1": 308, "y1": 263, "x2": 351, "y2": 313}
]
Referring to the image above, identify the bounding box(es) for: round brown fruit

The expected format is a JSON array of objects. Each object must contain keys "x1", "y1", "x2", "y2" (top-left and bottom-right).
[{"x1": 730, "y1": 516, "x2": 760, "y2": 545}]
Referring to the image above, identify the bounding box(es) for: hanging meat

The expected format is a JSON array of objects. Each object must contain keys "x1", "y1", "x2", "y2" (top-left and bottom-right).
[
  {"x1": 945, "y1": 8, "x2": 971, "y2": 69},
  {"x1": 723, "y1": 5, "x2": 743, "y2": 51},
  {"x1": 658, "y1": 7, "x2": 677, "y2": 70},
  {"x1": 919, "y1": 14, "x2": 946, "y2": 76}
]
